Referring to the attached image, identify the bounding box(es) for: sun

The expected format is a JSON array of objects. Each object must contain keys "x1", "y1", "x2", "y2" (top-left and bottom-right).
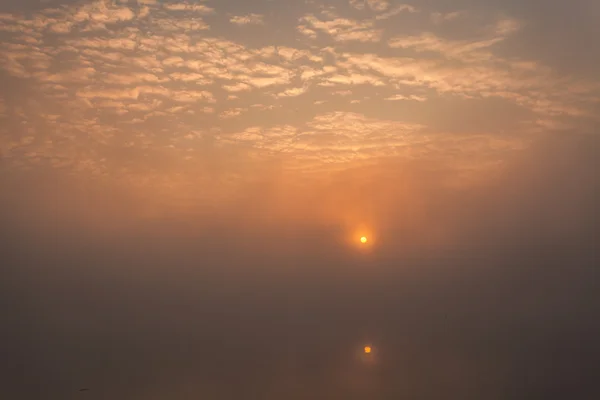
[
  {"x1": 364, "y1": 346, "x2": 372, "y2": 354},
  {"x1": 360, "y1": 236, "x2": 368, "y2": 244}
]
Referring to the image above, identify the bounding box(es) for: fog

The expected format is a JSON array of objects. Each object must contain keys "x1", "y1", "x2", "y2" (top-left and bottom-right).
[{"x1": 2, "y1": 132, "x2": 598, "y2": 400}]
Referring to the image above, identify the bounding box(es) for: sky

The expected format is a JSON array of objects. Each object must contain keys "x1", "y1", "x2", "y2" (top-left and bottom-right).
[{"x1": 0, "y1": 0, "x2": 599, "y2": 399}]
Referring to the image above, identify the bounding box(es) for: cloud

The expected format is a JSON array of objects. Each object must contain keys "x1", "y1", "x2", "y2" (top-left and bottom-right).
[
  {"x1": 322, "y1": 73, "x2": 385, "y2": 86},
  {"x1": 388, "y1": 33, "x2": 504, "y2": 61},
  {"x1": 349, "y1": 0, "x2": 366, "y2": 10},
  {"x1": 275, "y1": 86, "x2": 308, "y2": 98},
  {"x1": 217, "y1": 112, "x2": 437, "y2": 166},
  {"x1": 152, "y1": 16, "x2": 210, "y2": 31},
  {"x1": 223, "y1": 82, "x2": 253, "y2": 92},
  {"x1": 219, "y1": 108, "x2": 246, "y2": 119},
  {"x1": 385, "y1": 94, "x2": 426, "y2": 101},
  {"x1": 300, "y1": 14, "x2": 382, "y2": 42},
  {"x1": 77, "y1": 87, "x2": 141, "y2": 100},
  {"x1": 367, "y1": 0, "x2": 390, "y2": 12},
  {"x1": 430, "y1": 11, "x2": 465, "y2": 24},
  {"x1": 297, "y1": 24, "x2": 318, "y2": 39},
  {"x1": 230, "y1": 13, "x2": 265, "y2": 26},
  {"x1": 388, "y1": 17, "x2": 521, "y2": 61},
  {"x1": 162, "y1": 2, "x2": 215, "y2": 14},
  {"x1": 335, "y1": 33, "x2": 596, "y2": 119},
  {"x1": 375, "y1": 4, "x2": 418, "y2": 20},
  {"x1": 349, "y1": 0, "x2": 393, "y2": 12},
  {"x1": 72, "y1": 1, "x2": 136, "y2": 23},
  {"x1": 221, "y1": 125, "x2": 298, "y2": 152},
  {"x1": 169, "y1": 72, "x2": 211, "y2": 84}
]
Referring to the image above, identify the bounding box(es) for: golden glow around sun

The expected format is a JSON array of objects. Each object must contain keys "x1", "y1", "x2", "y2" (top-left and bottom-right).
[
  {"x1": 349, "y1": 225, "x2": 374, "y2": 249},
  {"x1": 364, "y1": 346, "x2": 372, "y2": 354}
]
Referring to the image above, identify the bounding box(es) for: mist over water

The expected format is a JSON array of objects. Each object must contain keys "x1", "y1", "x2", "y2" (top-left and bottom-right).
[{"x1": 2, "y1": 133, "x2": 598, "y2": 399}]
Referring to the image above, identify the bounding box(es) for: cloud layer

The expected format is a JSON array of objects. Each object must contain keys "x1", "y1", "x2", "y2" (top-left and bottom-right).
[{"x1": 0, "y1": 0, "x2": 597, "y2": 206}]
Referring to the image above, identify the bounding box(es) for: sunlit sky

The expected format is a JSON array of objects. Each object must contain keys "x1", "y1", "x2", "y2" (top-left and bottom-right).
[
  {"x1": 1, "y1": 1, "x2": 599, "y2": 399},
  {"x1": 1, "y1": 0, "x2": 598, "y2": 210}
]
